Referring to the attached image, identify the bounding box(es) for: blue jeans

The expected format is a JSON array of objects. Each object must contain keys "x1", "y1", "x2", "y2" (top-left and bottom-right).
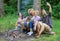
[
  {"x1": 24, "y1": 22, "x2": 27, "y2": 27},
  {"x1": 29, "y1": 21, "x2": 34, "y2": 29}
]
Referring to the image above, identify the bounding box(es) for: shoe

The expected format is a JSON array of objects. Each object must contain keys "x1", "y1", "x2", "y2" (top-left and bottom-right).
[
  {"x1": 49, "y1": 32, "x2": 56, "y2": 35},
  {"x1": 27, "y1": 31, "x2": 33, "y2": 36}
]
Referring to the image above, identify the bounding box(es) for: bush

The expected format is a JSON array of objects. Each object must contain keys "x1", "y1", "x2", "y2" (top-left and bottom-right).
[
  {"x1": 4, "y1": 0, "x2": 60, "y2": 19},
  {"x1": 41, "y1": 0, "x2": 60, "y2": 19},
  {"x1": 52, "y1": 2, "x2": 60, "y2": 19},
  {"x1": 4, "y1": 0, "x2": 17, "y2": 15}
]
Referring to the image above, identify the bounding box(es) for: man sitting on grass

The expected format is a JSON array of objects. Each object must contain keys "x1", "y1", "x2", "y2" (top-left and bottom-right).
[{"x1": 14, "y1": 12, "x2": 29, "y2": 38}]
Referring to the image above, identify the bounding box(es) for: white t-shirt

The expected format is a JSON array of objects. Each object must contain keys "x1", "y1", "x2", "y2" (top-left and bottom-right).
[{"x1": 31, "y1": 16, "x2": 41, "y2": 23}]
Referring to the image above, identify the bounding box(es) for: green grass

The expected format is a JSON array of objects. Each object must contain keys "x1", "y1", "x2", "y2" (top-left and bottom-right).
[
  {"x1": 0, "y1": 14, "x2": 18, "y2": 32},
  {"x1": 0, "y1": 15, "x2": 60, "y2": 41},
  {"x1": 33, "y1": 18, "x2": 60, "y2": 41}
]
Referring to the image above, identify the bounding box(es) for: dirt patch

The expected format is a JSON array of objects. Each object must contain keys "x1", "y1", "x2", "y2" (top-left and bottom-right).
[{"x1": 0, "y1": 32, "x2": 35, "y2": 41}]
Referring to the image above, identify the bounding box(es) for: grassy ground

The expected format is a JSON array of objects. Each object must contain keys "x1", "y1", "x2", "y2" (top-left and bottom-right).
[
  {"x1": 0, "y1": 15, "x2": 18, "y2": 32},
  {"x1": 33, "y1": 19, "x2": 60, "y2": 41},
  {"x1": 0, "y1": 15, "x2": 60, "y2": 41}
]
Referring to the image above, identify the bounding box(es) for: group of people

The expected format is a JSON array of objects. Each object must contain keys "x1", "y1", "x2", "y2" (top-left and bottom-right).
[{"x1": 14, "y1": 2, "x2": 55, "y2": 38}]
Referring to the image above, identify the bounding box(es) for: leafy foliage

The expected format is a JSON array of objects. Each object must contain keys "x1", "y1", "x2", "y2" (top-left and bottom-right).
[
  {"x1": 4, "y1": 0, "x2": 17, "y2": 15},
  {"x1": 41, "y1": 0, "x2": 60, "y2": 19},
  {"x1": 20, "y1": 0, "x2": 33, "y2": 16},
  {"x1": 4, "y1": 0, "x2": 60, "y2": 19}
]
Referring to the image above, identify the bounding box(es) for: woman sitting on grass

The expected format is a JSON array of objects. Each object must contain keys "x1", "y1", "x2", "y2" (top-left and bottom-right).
[{"x1": 34, "y1": 2, "x2": 55, "y2": 38}]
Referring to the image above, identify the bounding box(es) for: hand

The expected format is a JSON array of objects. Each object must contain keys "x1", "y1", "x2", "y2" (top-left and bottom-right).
[
  {"x1": 15, "y1": 24, "x2": 17, "y2": 27},
  {"x1": 46, "y1": 2, "x2": 51, "y2": 7}
]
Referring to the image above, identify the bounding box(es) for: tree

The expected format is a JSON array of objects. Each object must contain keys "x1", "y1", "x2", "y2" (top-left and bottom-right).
[
  {"x1": 33, "y1": 0, "x2": 41, "y2": 13},
  {"x1": 20, "y1": 0, "x2": 33, "y2": 16},
  {"x1": 0, "y1": 0, "x2": 4, "y2": 17},
  {"x1": 18, "y1": 0, "x2": 20, "y2": 13}
]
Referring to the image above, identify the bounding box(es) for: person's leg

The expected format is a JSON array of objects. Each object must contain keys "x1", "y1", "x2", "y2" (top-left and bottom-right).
[
  {"x1": 35, "y1": 22, "x2": 41, "y2": 36},
  {"x1": 26, "y1": 22, "x2": 30, "y2": 32},
  {"x1": 20, "y1": 22, "x2": 26, "y2": 31},
  {"x1": 27, "y1": 21, "x2": 34, "y2": 36},
  {"x1": 34, "y1": 21, "x2": 38, "y2": 31},
  {"x1": 44, "y1": 24, "x2": 51, "y2": 32},
  {"x1": 23, "y1": 22, "x2": 29, "y2": 33},
  {"x1": 33, "y1": 21, "x2": 45, "y2": 38},
  {"x1": 37, "y1": 22, "x2": 45, "y2": 38},
  {"x1": 44, "y1": 23, "x2": 55, "y2": 35},
  {"x1": 29, "y1": 21, "x2": 34, "y2": 31}
]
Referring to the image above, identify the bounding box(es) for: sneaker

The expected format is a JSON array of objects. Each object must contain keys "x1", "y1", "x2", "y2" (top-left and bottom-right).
[
  {"x1": 27, "y1": 31, "x2": 33, "y2": 36},
  {"x1": 49, "y1": 32, "x2": 55, "y2": 35}
]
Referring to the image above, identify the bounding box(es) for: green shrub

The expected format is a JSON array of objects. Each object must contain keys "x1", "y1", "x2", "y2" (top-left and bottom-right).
[
  {"x1": 4, "y1": 0, "x2": 60, "y2": 19},
  {"x1": 41, "y1": 0, "x2": 60, "y2": 19}
]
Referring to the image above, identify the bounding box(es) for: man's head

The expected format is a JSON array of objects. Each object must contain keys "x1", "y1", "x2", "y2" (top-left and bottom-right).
[{"x1": 41, "y1": 9, "x2": 47, "y2": 16}]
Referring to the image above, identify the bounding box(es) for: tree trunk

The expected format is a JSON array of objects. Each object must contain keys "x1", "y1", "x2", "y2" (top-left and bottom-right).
[
  {"x1": 33, "y1": 0, "x2": 41, "y2": 13},
  {"x1": 18, "y1": 0, "x2": 20, "y2": 13},
  {"x1": 0, "y1": 0, "x2": 4, "y2": 17}
]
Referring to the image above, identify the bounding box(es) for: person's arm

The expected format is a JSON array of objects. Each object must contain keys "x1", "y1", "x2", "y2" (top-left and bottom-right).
[
  {"x1": 47, "y1": 2, "x2": 52, "y2": 17},
  {"x1": 30, "y1": 17, "x2": 34, "y2": 22},
  {"x1": 15, "y1": 18, "x2": 20, "y2": 28},
  {"x1": 15, "y1": 21, "x2": 18, "y2": 29},
  {"x1": 23, "y1": 17, "x2": 28, "y2": 21},
  {"x1": 47, "y1": 2, "x2": 52, "y2": 16},
  {"x1": 15, "y1": 18, "x2": 19, "y2": 27}
]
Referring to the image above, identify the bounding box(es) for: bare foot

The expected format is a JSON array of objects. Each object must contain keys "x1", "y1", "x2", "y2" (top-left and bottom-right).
[{"x1": 36, "y1": 35, "x2": 40, "y2": 38}]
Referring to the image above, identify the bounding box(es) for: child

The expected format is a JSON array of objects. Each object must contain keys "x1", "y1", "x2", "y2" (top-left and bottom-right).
[{"x1": 27, "y1": 10, "x2": 41, "y2": 36}]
